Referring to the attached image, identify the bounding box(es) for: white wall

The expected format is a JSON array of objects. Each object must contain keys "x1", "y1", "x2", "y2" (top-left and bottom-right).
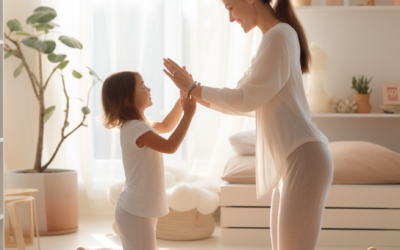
[
  {"x1": 4, "y1": 0, "x2": 42, "y2": 173},
  {"x1": 297, "y1": 8, "x2": 400, "y2": 153}
]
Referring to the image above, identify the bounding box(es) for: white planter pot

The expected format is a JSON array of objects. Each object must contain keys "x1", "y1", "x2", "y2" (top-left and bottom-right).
[{"x1": 7, "y1": 169, "x2": 79, "y2": 235}]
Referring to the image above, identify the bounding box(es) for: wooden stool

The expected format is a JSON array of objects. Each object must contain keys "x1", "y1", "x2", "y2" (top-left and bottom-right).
[
  {"x1": 5, "y1": 188, "x2": 38, "y2": 197},
  {"x1": 5, "y1": 196, "x2": 41, "y2": 250}
]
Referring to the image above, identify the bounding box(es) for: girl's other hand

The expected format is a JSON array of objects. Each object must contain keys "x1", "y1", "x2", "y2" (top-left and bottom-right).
[{"x1": 182, "y1": 94, "x2": 196, "y2": 117}]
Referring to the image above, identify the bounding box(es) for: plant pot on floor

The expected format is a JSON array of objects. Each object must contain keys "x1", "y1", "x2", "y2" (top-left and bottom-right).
[
  {"x1": 353, "y1": 94, "x2": 372, "y2": 113},
  {"x1": 7, "y1": 169, "x2": 79, "y2": 235}
]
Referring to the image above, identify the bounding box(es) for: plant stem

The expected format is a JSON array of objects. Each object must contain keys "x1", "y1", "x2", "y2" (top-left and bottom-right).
[
  {"x1": 44, "y1": 68, "x2": 57, "y2": 90},
  {"x1": 34, "y1": 87, "x2": 45, "y2": 173},
  {"x1": 41, "y1": 74, "x2": 87, "y2": 172},
  {"x1": 4, "y1": 33, "x2": 40, "y2": 99}
]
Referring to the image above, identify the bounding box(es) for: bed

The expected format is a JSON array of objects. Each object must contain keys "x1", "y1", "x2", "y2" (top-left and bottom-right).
[{"x1": 220, "y1": 183, "x2": 400, "y2": 246}]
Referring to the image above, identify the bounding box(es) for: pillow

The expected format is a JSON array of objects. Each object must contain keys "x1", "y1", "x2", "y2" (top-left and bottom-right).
[
  {"x1": 221, "y1": 141, "x2": 400, "y2": 185},
  {"x1": 330, "y1": 141, "x2": 400, "y2": 184},
  {"x1": 221, "y1": 155, "x2": 256, "y2": 184},
  {"x1": 228, "y1": 130, "x2": 256, "y2": 155}
]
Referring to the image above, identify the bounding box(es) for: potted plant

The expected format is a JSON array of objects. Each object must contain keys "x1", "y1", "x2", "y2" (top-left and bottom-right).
[
  {"x1": 4, "y1": 6, "x2": 102, "y2": 235},
  {"x1": 351, "y1": 76, "x2": 372, "y2": 113}
]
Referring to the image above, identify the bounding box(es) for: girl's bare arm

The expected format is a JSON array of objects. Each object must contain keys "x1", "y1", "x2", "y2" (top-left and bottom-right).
[
  {"x1": 137, "y1": 95, "x2": 196, "y2": 154},
  {"x1": 152, "y1": 96, "x2": 183, "y2": 134}
]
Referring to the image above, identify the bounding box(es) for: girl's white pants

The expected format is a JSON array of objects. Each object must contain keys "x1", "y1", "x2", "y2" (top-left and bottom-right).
[
  {"x1": 270, "y1": 141, "x2": 334, "y2": 250},
  {"x1": 114, "y1": 205, "x2": 158, "y2": 250}
]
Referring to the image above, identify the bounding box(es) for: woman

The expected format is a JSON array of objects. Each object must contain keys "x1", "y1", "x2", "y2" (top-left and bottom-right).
[{"x1": 163, "y1": 0, "x2": 333, "y2": 249}]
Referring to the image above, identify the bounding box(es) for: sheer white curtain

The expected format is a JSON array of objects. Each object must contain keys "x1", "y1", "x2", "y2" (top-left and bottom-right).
[{"x1": 43, "y1": 0, "x2": 262, "y2": 211}]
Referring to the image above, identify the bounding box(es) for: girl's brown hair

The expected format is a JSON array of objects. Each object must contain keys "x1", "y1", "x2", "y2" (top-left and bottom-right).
[
  {"x1": 101, "y1": 71, "x2": 144, "y2": 129},
  {"x1": 261, "y1": 0, "x2": 311, "y2": 74}
]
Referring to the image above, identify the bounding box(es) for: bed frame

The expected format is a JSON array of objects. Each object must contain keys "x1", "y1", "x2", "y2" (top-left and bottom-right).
[{"x1": 220, "y1": 183, "x2": 400, "y2": 246}]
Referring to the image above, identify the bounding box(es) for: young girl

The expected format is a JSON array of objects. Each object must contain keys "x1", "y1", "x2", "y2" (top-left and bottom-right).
[{"x1": 100, "y1": 69, "x2": 196, "y2": 250}]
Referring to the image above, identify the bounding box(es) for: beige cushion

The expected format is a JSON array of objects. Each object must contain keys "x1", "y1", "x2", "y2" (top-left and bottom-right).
[
  {"x1": 330, "y1": 141, "x2": 400, "y2": 184},
  {"x1": 221, "y1": 141, "x2": 400, "y2": 185},
  {"x1": 221, "y1": 155, "x2": 256, "y2": 184}
]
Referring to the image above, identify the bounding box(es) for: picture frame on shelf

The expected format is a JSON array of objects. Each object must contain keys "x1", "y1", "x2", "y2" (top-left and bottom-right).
[{"x1": 382, "y1": 83, "x2": 400, "y2": 105}]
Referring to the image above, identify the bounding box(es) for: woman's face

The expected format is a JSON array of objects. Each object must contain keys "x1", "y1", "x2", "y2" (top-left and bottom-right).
[
  {"x1": 222, "y1": 0, "x2": 258, "y2": 33},
  {"x1": 133, "y1": 73, "x2": 152, "y2": 111}
]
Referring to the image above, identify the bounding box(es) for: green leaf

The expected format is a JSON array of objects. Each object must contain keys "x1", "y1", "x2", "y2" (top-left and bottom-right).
[
  {"x1": 43, "y1": 40, "x2": 56, "y2": 54},
  {"x1": 81, "y1": 106, "x2": 91, "y2": 115},
  {"x1": 47, "y1": 53, "x2": 67, "y2": 63},
  {"x1": 4, "y1": 51, "x2": 17, "y2": 59},
  {"x1": 22, "y1": 37, "x2": 48, "y2": 52},
  {"x1": 72, "y1": 70, "x2": 82, "y2": 79},
  {"x1": 86, "y1": 66, "x2": 102, "y2": 85},
  {"x1": 44, "y1": 105, "x2": 56, "y2": 123},
  {"x1": 57, "y1": 60, "x2": 70, "y2": 70},
  {"x1": 7, "y1": 19, "x2": 23, "y2": 32},
  {"x1": 59, "y1": 36, "x2": 83, "y2": 49},
  {"x1": 48, "y1": 22, "x2": 60, "y2": 27},
  {"x1": 14, "y1": 32, "x2": 32, "y2": 36},
  {"x1": 33, "y1": 23, "x2": 54, "y2": 33},
  {"x1": 26, "y1": 6, "x2": 57, "y2": 24},
  {"x1": 14, "y1": 63, "x2": 24, "y2": 78}
]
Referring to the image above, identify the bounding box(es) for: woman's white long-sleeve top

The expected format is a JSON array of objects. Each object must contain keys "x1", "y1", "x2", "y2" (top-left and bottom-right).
[{"x1": 202, "y1": 23, "x2": 329, "y2": 199}]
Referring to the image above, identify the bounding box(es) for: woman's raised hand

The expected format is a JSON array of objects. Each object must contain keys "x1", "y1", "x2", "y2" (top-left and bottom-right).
[{"x1": 163, "y1": 58, "x2": 194, "y2": 92}]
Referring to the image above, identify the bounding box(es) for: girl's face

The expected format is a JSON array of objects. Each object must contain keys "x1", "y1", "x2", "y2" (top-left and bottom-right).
[
  {"x1": 133, "y1": 73, "x2": 152, "y2": 111},
  {"x1": 222, "y1": 0, "x2": 258, "y2": 33}
]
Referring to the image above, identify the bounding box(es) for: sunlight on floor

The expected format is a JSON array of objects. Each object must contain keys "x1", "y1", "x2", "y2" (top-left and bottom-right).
[{"x1": 13, "y1": 215, "x2": 399, "y2": 250}]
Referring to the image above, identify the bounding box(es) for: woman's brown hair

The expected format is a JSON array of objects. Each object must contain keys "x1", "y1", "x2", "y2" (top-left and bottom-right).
[
  {"x1": 101, "y1": 71, "x2": 144, "y2": 129},
  {"x1": 261, "y1": 0, "x2": 311, "y2": 74}
]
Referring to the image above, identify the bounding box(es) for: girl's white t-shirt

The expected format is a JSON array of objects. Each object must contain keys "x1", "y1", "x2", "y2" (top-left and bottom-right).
[{"x1": 116, "y1": 120, "x2": 169, "y2": 218}]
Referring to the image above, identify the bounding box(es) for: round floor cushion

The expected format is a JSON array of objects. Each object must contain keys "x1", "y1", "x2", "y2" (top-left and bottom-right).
[{"x1": 156, "y1": 208, "x2": 215, "y2": 241}]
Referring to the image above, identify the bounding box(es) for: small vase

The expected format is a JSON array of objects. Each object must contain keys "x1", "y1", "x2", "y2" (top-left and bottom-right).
[
  {"x1": 292, "y1": 0, "x2": 312, "y2": 6},
  {"x1": 395, "y1": 0, "x2": 400, "y2": 5},
  {"x1": 326, "y1": 0, "x2": 344, "y2": 5},
  {"x1": 353, "y1": 94, "x2": 371, "y2": 113}
]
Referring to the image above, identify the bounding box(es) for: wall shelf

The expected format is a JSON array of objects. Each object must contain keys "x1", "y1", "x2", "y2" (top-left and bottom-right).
[
  {"x1": 296, "y1": 6, "x2": 400, "y2": 11},
  {"x1": 312, "y1": 113, "x2": 400, "y2": 118}
]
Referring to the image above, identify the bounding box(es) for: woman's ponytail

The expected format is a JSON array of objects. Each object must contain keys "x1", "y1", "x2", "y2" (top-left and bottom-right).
[{"x1": 261, "y1": 0, "x2": 311, "y2": 74}]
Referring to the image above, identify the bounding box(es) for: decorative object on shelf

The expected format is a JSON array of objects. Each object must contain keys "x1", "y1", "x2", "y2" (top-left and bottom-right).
[
  {"x1": 351, "y1": 76, "x2": 372, "y2": 113},
  {"x1": 326, "y1": 0, "x2": 344, "y2": 5},
  {"x1": 379, "y1": 105, "x2": 400, "y2": 114},
  {"x1": 292, "y1": 0, "x2": 312, "y2": 6},
  {"x1": 305, "y1": 44, "x2": 335, "y2": 113},
  {"x1": 364, "y1": 0, "x2": 375, "y2": 5},
  {"x1": 382, "y1": 83, "x2": 400, "y2": 105},
  {"x1": 332, "y1": 98, "x2": 358, "y2": 113},
  {"x1": 4, "y1": 6, "x2": 102, "y2": 235},
  {"x1": 395, "y1": 0, "x2": 400, "y2": 6}
]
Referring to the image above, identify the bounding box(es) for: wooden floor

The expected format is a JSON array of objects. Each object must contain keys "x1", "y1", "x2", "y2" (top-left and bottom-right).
[{"x1": 14, "y1": 215, "x2": 398, "y2": 250}]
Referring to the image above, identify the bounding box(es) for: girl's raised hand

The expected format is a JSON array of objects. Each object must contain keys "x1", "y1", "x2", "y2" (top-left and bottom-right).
[{"x1": 182, "y1": 94, "x2": 196, "y2": 117}]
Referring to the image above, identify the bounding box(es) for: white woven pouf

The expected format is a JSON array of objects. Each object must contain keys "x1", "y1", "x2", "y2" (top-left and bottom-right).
[
  {"x1": 156, "y1": 208, "x2": 215, "y2": 241},
  {"x1": 107, "y1": 166, "x2": 221, "y2": 240}
]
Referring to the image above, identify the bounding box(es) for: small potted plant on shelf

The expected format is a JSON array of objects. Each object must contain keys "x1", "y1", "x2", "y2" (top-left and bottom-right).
[
  {"x1": 351, "y1": 76, "x2": 373, "y2": 113},
  {"x1": 4, "y1": 6, "x2": 102, "y2": 235}
]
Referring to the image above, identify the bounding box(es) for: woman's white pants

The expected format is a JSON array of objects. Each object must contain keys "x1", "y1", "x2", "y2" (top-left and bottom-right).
[
  {"x1": 114, "y1": 205, "x2": 158, "y2": 250},
  {"x1": 270, "y1": 141, "x2": 334, "y2": 250}
]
